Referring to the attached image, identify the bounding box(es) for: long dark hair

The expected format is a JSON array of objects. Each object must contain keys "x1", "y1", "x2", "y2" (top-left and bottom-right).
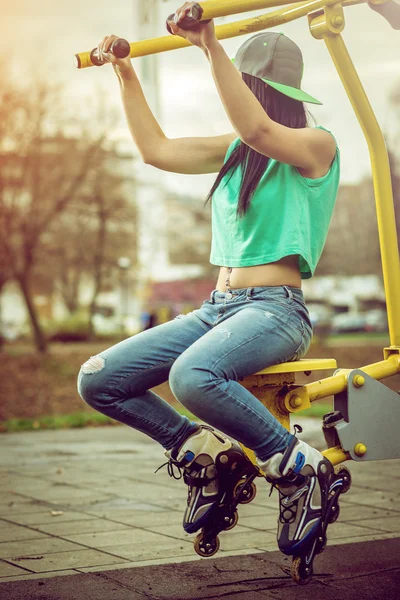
[{"x1": 205, "y1": 73, "x2": 312, "y2": 218}]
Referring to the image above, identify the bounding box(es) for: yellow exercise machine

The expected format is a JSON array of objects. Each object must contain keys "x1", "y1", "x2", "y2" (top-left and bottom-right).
[{"x1": 75, "y1": 0, "x2": 400, "y2": 584}]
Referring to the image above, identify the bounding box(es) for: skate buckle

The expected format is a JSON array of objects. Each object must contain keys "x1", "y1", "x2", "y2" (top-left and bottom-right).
[{"x1": 282, "y1": 484, "x2": 308, "y2": 506}]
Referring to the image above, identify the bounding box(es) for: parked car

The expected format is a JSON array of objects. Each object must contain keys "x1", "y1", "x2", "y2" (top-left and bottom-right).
[
  {"x1": 364, "y1": 309, "x2": 388, "y2": 333},
  {"x1": 331, "y1": 310, "x2": 388, "y2": 334},
  {"x1": 331, "y1": 313, "x2": 367, "y2": 333}
]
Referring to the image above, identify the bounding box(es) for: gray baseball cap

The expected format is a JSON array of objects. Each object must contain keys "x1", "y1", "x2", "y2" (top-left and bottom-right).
[{"x1": 232, "y1": 31, "x2": 322, "y2": 105}]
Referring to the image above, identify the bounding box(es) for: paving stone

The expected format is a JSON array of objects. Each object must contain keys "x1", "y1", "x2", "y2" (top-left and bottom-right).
[
  {"x1": 63, "y1": 527, "x2": 172, "y2": 548},
  {"x1": 102, "y1": 482, "x2": 186, "y2": 503},
  {"x1": 337, "y1": 504, "x2": 397, "y2": 521},
  {"x1": 0, "y1": 569, "x2": 79, "y2": 582},
  {"x1": 1, "y1": 510, "x2": 98, "y2": 526},
  {"x1": 0, "y1": 537, "x2": 85, "y2": 559},
  {"x1": 0, "y1": 502, "x2": 57, "y2": 516},
  {"x1": 100, "y1": 539, "x2": 196, "y2": 562},
  {"x1": 235, "y1": 503, "x2": 276, "y2": 518},
  {"x1": 148, "y1": 521, "x2": 263, "y2": 541},
  {"x1": 0, "y1": 560, "x2": 33, "y2": 578},
  {"x1": 216, "y1": 529, "x2": 277, "y2": 552},
  {"x1": 325, "y1": 521, "x2": 386, "y2": 540},
  {"x1": 0, "y1": 526, "x2": 50, "y2": 543},
  {"x1": 0, "y1": 493, "x2": 35, "y2": 505},
  {"x1": 348, "y1": 515, "x2": 400, "y2": 532},
  {"x1": 86, "y1": 509, "x2": 182, "y2": 528},
  {"x1": 236, "y1": 513, "x2": 278, "y2": 531},
  {"x1": 340, "y1": 489, "x2": 400, "y2": 509},
  {"x1": 5, "y1": 475, "x2": 50, "y2": 487},
  {"x1": 30, "y1": 518, "x2": 130, "y2": 537},
  {"x1": 17, "y1": 489, "x2": 115, "y2": 505},
  {"x1": 349, "y1": 476, "x2": 400, "y2": 493},
  {"x1": 81, "y1": 498, "x2": 167, "y2": 512}
]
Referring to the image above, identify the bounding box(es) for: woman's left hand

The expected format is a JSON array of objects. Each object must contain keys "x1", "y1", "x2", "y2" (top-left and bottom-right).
[{"x1": 168, "y1": 2, "x2": 217, "y2": 52}]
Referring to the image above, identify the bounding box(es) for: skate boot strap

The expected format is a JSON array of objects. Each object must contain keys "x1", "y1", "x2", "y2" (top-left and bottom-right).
[
  {"x1": 266, "y1": 471, "x2": 306, "y2": 489},
  {"x1": 183, "y1": 472, "x2": 218, "y2": 488}
]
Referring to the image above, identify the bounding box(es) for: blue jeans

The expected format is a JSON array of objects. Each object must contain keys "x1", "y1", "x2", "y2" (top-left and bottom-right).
[{"x1": 77, "y1": 285, "x2": 313, "y2": 461}]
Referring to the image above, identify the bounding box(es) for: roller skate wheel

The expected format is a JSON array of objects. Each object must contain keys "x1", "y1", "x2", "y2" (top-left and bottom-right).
[
  {"x1": 334, "y1": 465, "x2": 352, "y2": 494},
  {"x1": 234, "y1": 478, "x2": 257, "y2": 504},
  {"x1": 223, "y1": 510, "x2": 239, "y2": 531},
  {"x1": 194, "y1": 533, "x2": 220, "y2": 557},
  {"x1": 291, "y1": 556, "x2": 313, "y2": 585},
  {"x1": 328, "y1": 503, "x2": 340, "y2": 524}
]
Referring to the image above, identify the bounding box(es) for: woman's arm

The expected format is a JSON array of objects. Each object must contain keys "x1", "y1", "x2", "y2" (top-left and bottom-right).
[
  {"x1": 205, "y1": 41, "x2": 336, "y2": 175},
  {"x1": 168, "y1": 3, "x2": 336, "y2": 174},
  {"x1": 98, "y1": 34, "x2": 236, "y2": 173}
]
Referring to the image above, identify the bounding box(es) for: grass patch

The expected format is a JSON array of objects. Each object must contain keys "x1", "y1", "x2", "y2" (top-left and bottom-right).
[
  {"x1": 0, "y1": 406, "x2": 198, "y2": 433},
  {"x1": 0, "y1": 412, "x2": 119, "y2": 433},
  {"x1": 299, "y1": 402, "x2": 332, "y2": 419},
  {"x1": 0, "y1": 403, "x2": 330, "y2": 434}
]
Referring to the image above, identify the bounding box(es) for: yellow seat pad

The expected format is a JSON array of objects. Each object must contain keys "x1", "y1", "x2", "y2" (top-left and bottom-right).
[{"x1": 255, "y1": 358, "x2": 337, "y2": 375}]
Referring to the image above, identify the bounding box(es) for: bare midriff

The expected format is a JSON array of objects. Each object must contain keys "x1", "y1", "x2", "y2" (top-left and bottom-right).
[{"x1": 215, "y1": 255, "x2": 302, "y2": 292}]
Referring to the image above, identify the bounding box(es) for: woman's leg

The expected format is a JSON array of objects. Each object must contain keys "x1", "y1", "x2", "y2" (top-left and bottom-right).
[
  {"x1": 169, "y1": 288, "x2": 312, "y2": 461},
  {"x1": 77, "y1": 309, "x2": 212, "y2": 450}
]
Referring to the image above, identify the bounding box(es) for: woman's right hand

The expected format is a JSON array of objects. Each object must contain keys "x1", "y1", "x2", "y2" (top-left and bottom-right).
[{"x1": 96, "y1": 34, "x2": 135, "y2": 79}]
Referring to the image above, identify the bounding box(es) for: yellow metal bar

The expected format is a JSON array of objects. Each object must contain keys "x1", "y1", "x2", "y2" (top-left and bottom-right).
[
  {"x1": 310, "y1": 16, "x2": 400, "y2": 346},
  {"x1": 75, "y1": 0, "x2": 371, "y2": 68},
  {"x1": 76, "y1": 0, "x2": 330, "y2": 68},
  {"x1": 300, "y1": 354, "x2": 400, "y2": 404},
  {"x1": 185, "y1": 0, "x2": 316, "y2": 20}
]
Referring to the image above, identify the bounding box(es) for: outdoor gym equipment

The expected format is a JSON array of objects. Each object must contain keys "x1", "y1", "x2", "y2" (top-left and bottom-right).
[{"x1": 74, "y1": 0, "x2": 400, "y2": 585}]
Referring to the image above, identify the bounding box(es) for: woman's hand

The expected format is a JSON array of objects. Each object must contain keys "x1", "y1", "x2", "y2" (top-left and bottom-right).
[
  {"x1": 96, "y1": 34, "x2": 135, "y2": 79},
  {"x1": 168, "y1": 2, "x2": 218, "y2": 53}
]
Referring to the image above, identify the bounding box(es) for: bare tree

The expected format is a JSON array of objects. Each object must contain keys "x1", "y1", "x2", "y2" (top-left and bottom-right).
[
  {"x1": 36, "y1": 154, "x2": 137, "y2": 336},
  {"x1": 0, "y1": 70, "x2": 123, "y2": 352}
]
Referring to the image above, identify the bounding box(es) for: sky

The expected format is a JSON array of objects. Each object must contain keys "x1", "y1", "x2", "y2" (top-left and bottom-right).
[{"x1": 2, "y1": 0, "x2": 400, "y2": 198}]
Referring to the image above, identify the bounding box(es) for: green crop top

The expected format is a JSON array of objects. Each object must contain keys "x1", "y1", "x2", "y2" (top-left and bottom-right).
[{"x1": 209, "y1": 126, "x2": 340, "y2": 279}]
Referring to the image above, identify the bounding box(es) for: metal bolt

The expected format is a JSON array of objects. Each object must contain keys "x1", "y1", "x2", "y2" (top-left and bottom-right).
[
  {"x1": 320, "y1": 463, "x2": 327, "y2": 474},
  {"x1": 242, "y1": 489, "x2": 248, "y2": 495},
  {"x1": 332, "y1": 15, "x2": 344, "y2": 27},
  {"x1": 206, "y1": 543, "x2": 211, "y2": 549},
  {"x1": 220, "y1": 454, "x2": 229, "y2": 464},
  {"x1": 354, "y1": 442, "x2": 367, "y2": 456},
  {"x1": 224, "y1": 516, "x2": 230, "y2": 522},
  {"x1": 353, "y1": 375, "x2": 365, "y2": 388},
  {"x1": 290, "y1": 395, "x2": 303, "y2": 408}
]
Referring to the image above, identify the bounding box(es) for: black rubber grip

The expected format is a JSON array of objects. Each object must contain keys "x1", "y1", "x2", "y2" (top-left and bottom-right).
[
  {"x1": 90, "y1": 38, "x2": 130, "y2": 67},
  {"x1": 111, "y1": 38, "x2": 131, "y2": 59},
  {"x1": 368, "y1": 1, "x2": 400, "y2": 30},
  {"x1": 166, "y1": 2, "x2": 209, "y2": 34}
]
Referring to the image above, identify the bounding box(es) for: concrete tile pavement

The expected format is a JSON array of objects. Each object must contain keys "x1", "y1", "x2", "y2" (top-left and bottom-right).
[{"x1": 0, "y1": 418, "x2": 399, "y2": 584}]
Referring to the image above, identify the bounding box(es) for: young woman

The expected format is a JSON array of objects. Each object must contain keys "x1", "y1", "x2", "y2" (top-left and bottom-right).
[{"x1": 78, "y1": 2, "x2": 340, "y2": 559}]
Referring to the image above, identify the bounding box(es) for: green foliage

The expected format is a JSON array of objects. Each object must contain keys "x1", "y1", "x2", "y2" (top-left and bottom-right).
[
  {"x1": 0, "y1": 412, "x2": 118, "y2": 433},
  {"x1": 47, "y1": 312, "x2": 90, "y2": 343}
]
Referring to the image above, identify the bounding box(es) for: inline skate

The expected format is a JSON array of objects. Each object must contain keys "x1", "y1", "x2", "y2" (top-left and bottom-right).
[
  {"x1": 258, "y1": 435, "x2": 352, "y2": 585},
  {"x1": 158, "y1": 424, "x2": 259, "y2": 556}
]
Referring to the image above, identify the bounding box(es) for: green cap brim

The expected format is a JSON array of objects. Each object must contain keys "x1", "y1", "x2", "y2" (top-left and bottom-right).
[
  {"x1": 260, "y1": 78, "x2": 322, "y2": 105},
  {"x1": 231, "y1": 57, "x2": 322, "y2": 106}
]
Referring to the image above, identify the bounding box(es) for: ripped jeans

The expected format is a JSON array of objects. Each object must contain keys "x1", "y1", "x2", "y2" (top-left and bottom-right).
[{"x1": 77, "y1": 285, "x2": 313, "y2": 461}]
